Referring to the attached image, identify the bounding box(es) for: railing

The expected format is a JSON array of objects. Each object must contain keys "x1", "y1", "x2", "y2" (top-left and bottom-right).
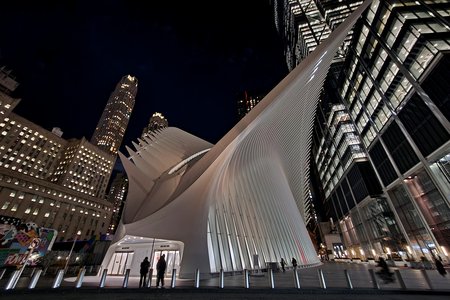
[{"x1": 1, "y1": 265, "x2": 449, "y2": 291}]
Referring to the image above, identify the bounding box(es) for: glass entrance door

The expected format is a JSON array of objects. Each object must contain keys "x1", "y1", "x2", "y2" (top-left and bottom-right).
[
  {"x1": 151, "y1": 250, "x2": 181, "y2": 277},
  {"x1": 107, "y1": 251, "x2": 134, "y2": 275}
]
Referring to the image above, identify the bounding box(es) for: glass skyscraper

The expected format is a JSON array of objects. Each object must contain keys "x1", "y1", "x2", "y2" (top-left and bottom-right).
[{"x1": 277, "y1": 0, "x2": 450, "y2": 263}]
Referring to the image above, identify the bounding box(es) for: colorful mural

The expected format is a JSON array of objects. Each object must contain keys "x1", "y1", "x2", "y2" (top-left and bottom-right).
[{"x1": 0, "y1": 219, "x2": 57, "y2": 267}]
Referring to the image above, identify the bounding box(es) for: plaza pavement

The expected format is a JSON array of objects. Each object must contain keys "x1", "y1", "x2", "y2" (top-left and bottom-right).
[{"x1": 1, "y1": 261, "x2": 449, "y2": 299}]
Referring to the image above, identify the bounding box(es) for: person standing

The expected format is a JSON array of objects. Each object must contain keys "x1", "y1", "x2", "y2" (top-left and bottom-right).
[
  {"x1": 139, "y1": 257, "x2": 150, "y2": 288},
  {"x1": 280, "y1": 258, "x2": 286, "y2": 272},
  {"x1": 292, "y1": 257, "x2": 298, "y2": 269},
  {"x1": 434, "y1": 257, "x2": 447, "y2": 277},
  {"x1": 156, "y1": 254, "x2": 167, "y2": 288}
]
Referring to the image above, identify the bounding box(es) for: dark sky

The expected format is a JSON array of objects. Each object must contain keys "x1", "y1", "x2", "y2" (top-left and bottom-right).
[{"x1": 0, "y1": 0, "x2": 289, "y2": 152}]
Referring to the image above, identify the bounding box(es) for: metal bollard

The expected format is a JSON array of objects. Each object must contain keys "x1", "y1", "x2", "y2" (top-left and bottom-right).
[
  {"x1": 5, "y1": 270, "x2": 21, "y2": 290},
  {"x1": 268, "y1": 268, "x2": 275, "y2": 289},
  {"x1": 170, "y1": 269, "x2": 176, "y2": 288},
  {"x1": 421, "y1": 269, "x2": 433, "y2": 290},
  {"x1": 0, "y1": 268, "x2": 6, "y2": 281},
  {"x1": 75, "y1": 267, "x2": 86, "y2": 288},
  {"x1": 28, "y1": 269, "x2": 43, "y2": 289},
  {"x1": 52, "y1": 269, "x2": 65, "y2": 288},
  {"x1": 244, "y1": 269, "x2": 250, "y2": 289},
  {"x1": 318, "y1": 268, "x2": 326, "y2": 289},
  {"x1": 294, "y1": 269, "x2": 301, "y2": 289},
  {"x1": 194, "y1": 268, "x2": 200, "y2": 288},
  {"x1": 368, "y1": 269, "x2": 380, "y2": 289},
  {"x1": 344, "y1": 269, "x2": 353, "y2": 289},
  {"x1": 122, "y1": 269, "x2": 130, "y2": 288},
  {"x1": 219, "y1": 269, "x2": 224, "y2": 288},
  {"x1": 146, "y1": 268, "x2": 153, "y2": 288},
  {"x1": 99, "y1": 268, "x2": 108, "y2": 288}
]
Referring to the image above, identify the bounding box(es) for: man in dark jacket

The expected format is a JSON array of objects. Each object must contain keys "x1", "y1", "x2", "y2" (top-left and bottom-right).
[
  {"x1": 139, "y1": 257, "x2": 150, "y2": 288},
  {"x1": 376, "y1": 257, "x2": 394, "y2": 283},
  {"x1": 292, "y1": 257, "x2": 298, "y2": 269},
  {"x1": 156, "y1": 254, "x2": 167, "y2": 288},
  {"x1": 435, "y1": 257, "x2": 447, "y2": 277}
]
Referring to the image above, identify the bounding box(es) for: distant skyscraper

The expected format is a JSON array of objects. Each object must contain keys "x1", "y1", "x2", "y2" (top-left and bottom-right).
[
  {"x1": 0, "y1": 66, "x2": 21, "y2": 117},
  {"x1": 237, "y1": 91, "x2": 263, "y2": 121},
  {"x1": 0, "y1": 66, "x2": 19, "y2": 95},
  {"x1": 142, "y1": 112, "x2": 168, "y2": 137},
  {"x1": 106, "y1": 172, "x2": 128, "y2": 234},
  {"x1": 91, "y1": 75, "x2": 138, "y2": 156}
]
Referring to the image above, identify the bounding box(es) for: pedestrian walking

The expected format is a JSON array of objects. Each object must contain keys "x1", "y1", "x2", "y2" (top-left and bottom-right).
[
  {"x1": 434, "y1": 257, "x2": 447, "y2": 277},
  {"x1": 376, "y1": 257, "x2": 394, "y2": 283},
  {"x1": 292, "y1": 257, "x2": 297, "y2": 269},
  {"x1": 280, "y1": 258, "x2": 286, "y2": 272},
  {"x1": 139, "y1": 257, "x2": 150, "y2": 288},
  {"x1": 156, "y1": 254, "x2": 167, "y2": 288}
]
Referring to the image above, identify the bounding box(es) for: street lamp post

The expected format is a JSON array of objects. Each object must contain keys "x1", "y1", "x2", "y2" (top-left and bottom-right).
[{"x1": 64, "y1": 230, "x2": 81, "y2": 274}]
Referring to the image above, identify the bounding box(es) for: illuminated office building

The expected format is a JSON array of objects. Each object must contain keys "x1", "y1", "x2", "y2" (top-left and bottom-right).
[
  {"x1": 50, "y1": 138, "x2": 115, "y2": 198},
  {"x1": 106, "y1": 172, "x2": 128, "y2": 234},
  {"x1": 0, "y1": 69, "x2": 113, "y2": 241},
  {"x1": 274, "y1": 0, "x2": 331, "y2": 70},
  {"x1": 91, "y1": 75, "x2": 138, "y2": 156},
  {"x1": 273, "y1": 0, "x2": 365, "y2": 229},
  {"x1": 315, "y1": 0, "x2": 363, "y2": 60},
  {"x1": 237, "y1": 91, "x2": 264, "y2": 121},
  {"x1": 142, "y1": 112, "x2": 168, "y2": 137},
  {"x1": 332, "y1": 0, "x2": 450, "y2": 262},
  {"x1": 278, "y1": 0, "x2": 450, "y2": 262},
  {"x1": 0, "y1": 67, "x2": 20, "y2": 118},
  {"x1": 274, "y1": 0, "x2": 361, "y2": 70}
]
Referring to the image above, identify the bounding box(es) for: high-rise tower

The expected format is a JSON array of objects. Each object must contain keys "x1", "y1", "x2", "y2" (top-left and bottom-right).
[
  {"x1": 142, "y1": 112, "x2": 168, "y2": 138},
  {"x1": 276, "y1": 0, "x2": 450, "y2": 262},
  {"x1": 91, "y1": 75, "x2": 138, "y2": 156},
  {"x1": 237, "y1": 91, "x2": 264, "y2": 121},
  {"x1": 106, "y1": 172, "x2": 128, "y2": 234}
]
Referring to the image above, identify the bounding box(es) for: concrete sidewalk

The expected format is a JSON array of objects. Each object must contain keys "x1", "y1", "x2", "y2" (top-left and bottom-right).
[
  {"x1": 1, "y1": 261, "x2": 449, "y2": 298},
  {"x1": 1, "y1": 287, "x2": 450, "y2": 300}
]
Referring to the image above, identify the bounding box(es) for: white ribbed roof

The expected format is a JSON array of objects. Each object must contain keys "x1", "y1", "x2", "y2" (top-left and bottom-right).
[{"x1": 108, "y1": 0, "x2": 371, "y2": 278}]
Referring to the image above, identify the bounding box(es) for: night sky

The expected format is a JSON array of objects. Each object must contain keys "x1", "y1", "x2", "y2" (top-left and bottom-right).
[{"x1": 0, "y1": 0, "x2": 289, "y2": 153}]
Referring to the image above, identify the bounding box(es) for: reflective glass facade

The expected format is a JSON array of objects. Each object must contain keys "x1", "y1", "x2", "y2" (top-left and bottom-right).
[{"x1": 278, "y1": 0, "x2": 450, "y2": 262}]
